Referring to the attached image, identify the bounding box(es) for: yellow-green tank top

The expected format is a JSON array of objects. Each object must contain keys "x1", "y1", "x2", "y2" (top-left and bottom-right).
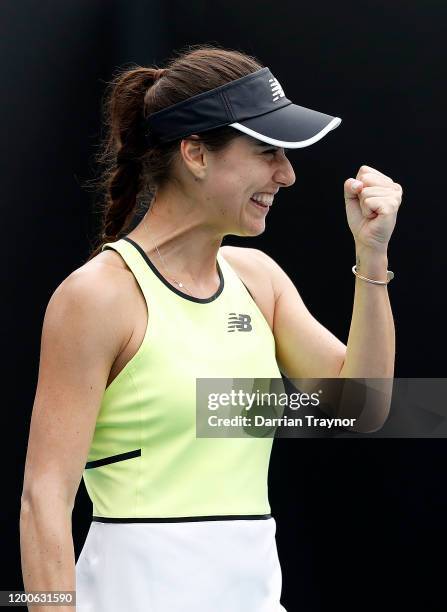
[{"x1": 82, "y1": 236, "x2": 283, "y2": 520}]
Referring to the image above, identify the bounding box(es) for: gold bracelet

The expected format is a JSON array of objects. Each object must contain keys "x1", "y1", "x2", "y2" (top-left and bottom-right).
[{"x1": 352, "y1": 265, "x2": 394, "y2": 285}]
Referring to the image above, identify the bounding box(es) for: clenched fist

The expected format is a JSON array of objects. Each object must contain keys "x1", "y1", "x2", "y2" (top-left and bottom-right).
[{"x1": 344, "y1": 165, "x2": 403, "y2": 252}]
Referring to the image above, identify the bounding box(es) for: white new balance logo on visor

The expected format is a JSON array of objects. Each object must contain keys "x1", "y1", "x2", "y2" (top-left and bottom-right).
[{"x1": 269, "y1": 77, "x2": 285, "y2": 102}]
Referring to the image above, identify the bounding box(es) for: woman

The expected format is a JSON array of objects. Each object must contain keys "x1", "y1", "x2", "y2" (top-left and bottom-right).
[{"x1": 20, "y1": 44, "x2": 402, "y2": 611}]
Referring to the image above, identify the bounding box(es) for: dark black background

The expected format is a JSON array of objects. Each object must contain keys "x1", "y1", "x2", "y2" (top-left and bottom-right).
[{"x1": 1, "y1": 1, "x2": 446, "y2": 610}]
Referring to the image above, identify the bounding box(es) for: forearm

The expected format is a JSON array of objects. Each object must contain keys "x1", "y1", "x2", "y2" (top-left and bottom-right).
[
  {"x1": 20, "y1": 496, "x2": 75, "y2": 612},
  {"x1": 339, "y1": 247, "x2": 395, "y2": 378},
  {"x1": 336, "y1": 247, "x2": 395, "y2": 432}
]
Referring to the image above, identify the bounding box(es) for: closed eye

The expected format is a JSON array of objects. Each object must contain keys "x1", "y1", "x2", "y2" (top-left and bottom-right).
[{"x1": 262, "y1": 148, "x2": 279, "y2": 155}]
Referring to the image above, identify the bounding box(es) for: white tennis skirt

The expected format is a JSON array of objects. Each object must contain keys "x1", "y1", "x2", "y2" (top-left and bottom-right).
[{"x1": 75, "y1": 516, "x2": 287, "y2": 611}]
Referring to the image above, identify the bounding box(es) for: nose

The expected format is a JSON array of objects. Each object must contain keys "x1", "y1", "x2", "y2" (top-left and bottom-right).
[{"x1": 273, "y1": 151, "x2": 296, "y2": 187}]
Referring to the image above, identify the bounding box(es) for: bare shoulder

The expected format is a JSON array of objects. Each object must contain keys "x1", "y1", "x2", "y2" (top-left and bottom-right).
[
  {"x1": 69, "y1": 249, "x2": 136, "y2": 302},
  {"x1": 55, "y1": 252, "x2": 136, "y2": 356},
  {"x1": 84, "y1": 247, "x2": 131, "y2": 272},
  {"x1": 219, "y1": 245, "x2": 280, "y2": 298},
  {"x1": 219, "y1": 245, "x2": 268, "y2": 269}
]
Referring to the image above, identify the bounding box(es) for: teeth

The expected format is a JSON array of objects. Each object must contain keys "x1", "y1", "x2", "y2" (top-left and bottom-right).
[{"x1": 252, "y1": 193, "x2": 274, "y2": 206}]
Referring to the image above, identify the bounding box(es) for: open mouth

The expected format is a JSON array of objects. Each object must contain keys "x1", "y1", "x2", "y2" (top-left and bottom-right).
[{"x1": 250, "y1": 198, "x2": 269, "y2": 209}]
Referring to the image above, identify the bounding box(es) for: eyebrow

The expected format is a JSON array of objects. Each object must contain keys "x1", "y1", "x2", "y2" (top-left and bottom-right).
[{"x1": 255, "y1": 142, "x2": 279, "y2": 147}]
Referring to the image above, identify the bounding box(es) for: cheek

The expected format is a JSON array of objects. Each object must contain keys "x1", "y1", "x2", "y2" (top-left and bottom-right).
[
  {"x1": 211, "y1": 172, "x2": 247, "y2": 197},
  {"x1": 207, "y1": 157, "x2": 258, "y2": 201}
]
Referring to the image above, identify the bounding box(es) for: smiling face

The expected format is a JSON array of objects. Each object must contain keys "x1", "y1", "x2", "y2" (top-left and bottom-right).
[{"x1": 177, "y1": 133, "x2": 296, "y2": 237}]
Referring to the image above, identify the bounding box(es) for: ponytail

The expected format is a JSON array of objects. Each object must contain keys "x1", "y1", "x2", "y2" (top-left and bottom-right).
[{"x1": 85, "y1": 66, "x2": 161, "y2": 260}]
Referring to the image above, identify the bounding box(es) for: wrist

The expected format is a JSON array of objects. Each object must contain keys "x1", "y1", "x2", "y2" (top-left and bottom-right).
[
  {"x1": 355, "y1": 242, "x2": 388, "y2": 256},
  {"x1": 355, "y1": 248, "x2": 389, "y2": 279}
]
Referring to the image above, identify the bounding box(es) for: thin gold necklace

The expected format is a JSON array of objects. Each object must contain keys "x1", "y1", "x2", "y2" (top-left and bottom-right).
[{"x1": 142, "y1": 204, "x2": 196, "y2": 297}]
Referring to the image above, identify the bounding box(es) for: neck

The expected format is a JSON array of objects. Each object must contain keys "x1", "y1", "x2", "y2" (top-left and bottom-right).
[{"x1": 127, "y1": 192, "x2": 223, "y2": 293}]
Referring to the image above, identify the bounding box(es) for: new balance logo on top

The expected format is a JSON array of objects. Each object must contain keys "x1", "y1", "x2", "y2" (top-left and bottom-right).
[
  {"x1": 269, "y1": 77, "x2": 285, "y2": 102},
  {"x1": 227, "y1": 313, "x2": 253, "y2": 332}
]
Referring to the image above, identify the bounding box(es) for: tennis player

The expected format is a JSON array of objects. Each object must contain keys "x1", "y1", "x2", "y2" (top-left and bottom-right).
[{"x1": 20, "y1": 44, "x2": 402, "y2": 612}]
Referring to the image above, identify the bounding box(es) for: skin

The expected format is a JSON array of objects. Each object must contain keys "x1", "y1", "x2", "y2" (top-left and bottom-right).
[
  {"x1": 20, "y1": 132, "x2": 403, "y2": 603},
  {"x1": 127, "y1": 133, "x2": 296, "y2": 292},
  {"x1": 20, "y1": 135, "x2": 296, "y2": 606}
]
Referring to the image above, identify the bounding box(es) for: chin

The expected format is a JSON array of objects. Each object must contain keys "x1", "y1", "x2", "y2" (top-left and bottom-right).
[{"x1": 239, "y1": 223, "x2": 267, "y2": 238}]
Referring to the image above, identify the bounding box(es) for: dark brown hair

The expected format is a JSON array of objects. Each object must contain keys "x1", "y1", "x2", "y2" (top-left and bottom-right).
[{"x1": 84, "y1": 43, "x2": 264, "y2": 262}]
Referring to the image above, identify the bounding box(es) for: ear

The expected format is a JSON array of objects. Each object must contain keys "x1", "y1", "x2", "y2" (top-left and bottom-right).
[{"x1": 180, "y1": 135, "x2": 208, "y2": 180}]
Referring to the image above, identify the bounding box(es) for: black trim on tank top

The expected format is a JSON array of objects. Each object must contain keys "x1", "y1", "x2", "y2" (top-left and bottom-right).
[
  {"x1": 85, "y1": 448, "x2": 141, "y2": 469},
  {"x1": 92, "y1": 514, "x2": 272, "y2": 523},
  {"x1": 118, "y1": 236, "x2": 225, "y2": 304}
]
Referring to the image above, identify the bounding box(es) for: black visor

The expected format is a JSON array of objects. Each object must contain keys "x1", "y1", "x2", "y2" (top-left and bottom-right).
[{"x1": 143, "y1": 67, "x2": 341, "y2": 149}]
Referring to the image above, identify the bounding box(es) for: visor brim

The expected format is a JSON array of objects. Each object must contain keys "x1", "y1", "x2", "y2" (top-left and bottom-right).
[{"x1": 229, "y1": 102, "x2": 341, "y2": 149}]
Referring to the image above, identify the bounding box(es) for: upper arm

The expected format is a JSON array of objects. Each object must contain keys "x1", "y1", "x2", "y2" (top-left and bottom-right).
[
  {"x1": 256, "y1": 250, "x2": 347, "y2": 380},
  {"x1": 21, "y1": 267, "x2": 130, "y2": 510}
]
